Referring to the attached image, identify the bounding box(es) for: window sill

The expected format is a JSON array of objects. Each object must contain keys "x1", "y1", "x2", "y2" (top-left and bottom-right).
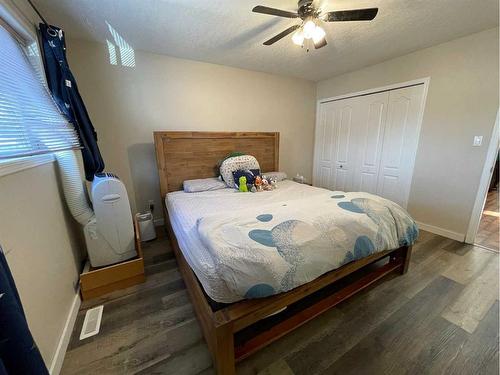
[{"x1": 0, "y1": 154, "x2": 55, "y2": 178}]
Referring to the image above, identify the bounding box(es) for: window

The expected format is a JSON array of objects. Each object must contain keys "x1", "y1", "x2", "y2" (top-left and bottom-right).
[{"x1": 0, "y1": 24, "x2": 79, "y2": 160}]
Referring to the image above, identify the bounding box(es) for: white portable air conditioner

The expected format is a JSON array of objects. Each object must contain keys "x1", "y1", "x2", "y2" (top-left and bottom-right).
[
  {"x1": 84, "y1": 173, "x2": 136, "y2": 267},
  {"x1": 55, "y1": 151, "x2": 136, "y2": 268}
]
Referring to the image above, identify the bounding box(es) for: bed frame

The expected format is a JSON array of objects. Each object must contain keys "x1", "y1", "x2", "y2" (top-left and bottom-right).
[{"x1": 154, "y1": 131, "x2": 412, "y2": 375}]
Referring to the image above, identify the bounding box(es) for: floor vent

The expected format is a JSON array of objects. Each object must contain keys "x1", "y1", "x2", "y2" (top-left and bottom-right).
[{"x1": 80, "y1": 305, "x2": 104, "y2": 340}]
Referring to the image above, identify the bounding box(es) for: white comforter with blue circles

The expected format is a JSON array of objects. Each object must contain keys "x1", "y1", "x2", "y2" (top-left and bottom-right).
[{"x1": 197, "y1": 189, "x2": 418, "y2": 300}]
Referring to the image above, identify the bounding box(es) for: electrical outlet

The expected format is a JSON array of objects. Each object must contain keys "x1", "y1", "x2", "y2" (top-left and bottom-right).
[{"x1": 473, "y1": 136, "x2": 483, "y2": 147}]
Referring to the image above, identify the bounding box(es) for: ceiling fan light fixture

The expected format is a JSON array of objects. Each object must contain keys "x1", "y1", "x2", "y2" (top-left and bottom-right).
[
  {"x1": 252, "y1": 2, "x2": 378, "y2": 49},
  {"x1": 303, "y1": 19, "x2": 316, "y2": 39},
  {"x1": 292, "y1": 30, "x2": 305, "y2": 46},
  {"x1": 312, "y1": 25, "x2": 326, "y2": 43}
]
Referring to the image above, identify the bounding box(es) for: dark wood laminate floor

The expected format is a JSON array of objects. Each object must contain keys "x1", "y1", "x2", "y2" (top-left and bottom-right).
[
  {"x1": 61, "y1": 229, "x2": 499, "y2": 375},
  {"x1": 476, "y1": 190, "x2": 499, "y2": 252}
]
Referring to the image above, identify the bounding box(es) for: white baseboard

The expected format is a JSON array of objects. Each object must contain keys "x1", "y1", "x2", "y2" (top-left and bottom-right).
[
  {"x1": 49, "y1": 292, "x2": 81, "y2": 375},
  {"x1": 416, "y1": 221, "x2": 465, "y2": 242}
]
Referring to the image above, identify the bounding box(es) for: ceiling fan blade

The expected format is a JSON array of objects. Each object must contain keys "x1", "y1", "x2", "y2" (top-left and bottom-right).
[
  {"x1": 252, "y1": 5, "x2": 299, "y2": 19},
  {"x1": 263, "y1": 25, "x2": 300, "y2": 45},
  {"x1": 325, "y1": 8, "x2": 378, "y2": 22},
  {"x1": 314, "y1": 37, "x2": 327, "y2": 49}
]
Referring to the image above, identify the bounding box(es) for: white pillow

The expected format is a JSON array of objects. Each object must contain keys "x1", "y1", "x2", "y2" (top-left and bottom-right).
[
  {"x1": 183, "y1": 177, "x2": 227, "y2": 193},
  {"x1": 220, "y1": 155, "x2": 260, "y2": 188}
]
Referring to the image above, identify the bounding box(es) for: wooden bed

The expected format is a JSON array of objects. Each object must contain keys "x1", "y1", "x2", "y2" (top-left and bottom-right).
[{"x1": 154, "y1": 131, "x2": 412, "y2": 375}]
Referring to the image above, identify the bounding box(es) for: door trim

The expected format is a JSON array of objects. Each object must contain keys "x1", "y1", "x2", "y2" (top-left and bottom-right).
[
  {"x1": 465, "y1": 109, "x2": 500, "y2": 244},
  {"x1": 318, "y1": 77, "x2": 430, "y2": 105},
  {"x1": 314, "y1": 77, "x2": 431, "y2": 209}
]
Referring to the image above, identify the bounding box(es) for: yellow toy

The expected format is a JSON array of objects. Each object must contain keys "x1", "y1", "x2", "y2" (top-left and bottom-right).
[{"x1": 239, "y1": 176, "x2": 248, "y2": 192}]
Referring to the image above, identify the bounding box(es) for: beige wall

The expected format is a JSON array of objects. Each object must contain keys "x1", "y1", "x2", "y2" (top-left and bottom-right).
[
  {"x1": 0, "y1": 0, "x2": 84, "y2": 370},
  {"x1": 317, "y1": 28, "x2": 499, "y2": 237},
  {"x1": 0, "y1": 161, "x2": 82, "y2": 367},
  {"x1": 66, "y1": 39, "x2": 316, "y2": 220}
]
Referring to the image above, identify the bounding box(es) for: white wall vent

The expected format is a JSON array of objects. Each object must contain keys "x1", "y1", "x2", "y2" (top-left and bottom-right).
[{"x1": 79, "y1": 305, "x2": 104, "y2": 340}]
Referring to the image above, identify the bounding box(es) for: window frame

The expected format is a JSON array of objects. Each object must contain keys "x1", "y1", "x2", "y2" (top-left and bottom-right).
[{"x1": 0, "y1": 2, "x2": 73, "y2": 176}]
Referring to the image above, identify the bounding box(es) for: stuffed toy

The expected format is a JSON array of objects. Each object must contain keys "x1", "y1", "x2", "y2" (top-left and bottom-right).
[
  {"x1": 262, "y1": 177, "x2": 273, "y2": 191},
  {"x1": 233, "y1": 169, "x2": 260, "y2": 190},
  {"x1": 254, "y1": 175, "x2": 263, "y2": 192},
  {"x1": 238, "y1": 176, "x2": 249, "y2": 192}
]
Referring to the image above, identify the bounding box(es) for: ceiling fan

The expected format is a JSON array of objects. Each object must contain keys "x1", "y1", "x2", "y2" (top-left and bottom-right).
[{"x1": 252, "y1": 0, "x2": 378, "y2": 50}]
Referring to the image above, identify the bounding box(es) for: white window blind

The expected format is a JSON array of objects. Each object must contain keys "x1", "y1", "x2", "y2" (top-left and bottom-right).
[{"x1": 0, "y1": 24, "x2": 80, "y2": 159}]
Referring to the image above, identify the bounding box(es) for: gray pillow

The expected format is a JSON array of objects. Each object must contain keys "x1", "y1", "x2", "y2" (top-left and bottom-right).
[
  {"x1": 262, "y1": 171, "x2": 287, "y2": 182},
  {"x1": 183, "y1": 177, "x2": 227, "y2": 193}
]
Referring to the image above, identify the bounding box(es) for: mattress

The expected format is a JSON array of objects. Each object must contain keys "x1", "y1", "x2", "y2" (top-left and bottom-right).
[
  {"x1": 166, "y1": 180, "x2": 331, "y2": 303},
  {"x1": 167, "y1": 180, "x2": 419, "y2": 303}
]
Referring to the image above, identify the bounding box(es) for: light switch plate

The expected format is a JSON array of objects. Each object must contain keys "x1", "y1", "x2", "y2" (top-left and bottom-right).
[{"x1": 473, "y1": 136, "x2": 483, "y2": 147}]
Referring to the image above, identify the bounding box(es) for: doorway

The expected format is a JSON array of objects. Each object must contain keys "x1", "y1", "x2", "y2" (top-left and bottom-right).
[
  {"x1": 466, "y1": 109, "x2": 500, "y2": 249},
  {"x1": 474, "y1": 151, "x2": 499, "y2": 251}
]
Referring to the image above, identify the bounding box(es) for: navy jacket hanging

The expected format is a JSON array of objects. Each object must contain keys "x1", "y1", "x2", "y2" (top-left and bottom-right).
[
  {"x1": 39, "y1": 23, "x2": 104, "y2": 181},
  {"x1": 0, "y1": 246, "x2": 48, "y2": 375}
]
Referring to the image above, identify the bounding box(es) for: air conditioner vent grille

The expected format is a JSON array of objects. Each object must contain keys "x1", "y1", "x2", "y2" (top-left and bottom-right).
[{"x1": 80, "y1": 305, "x2": 103, "y2": 340}]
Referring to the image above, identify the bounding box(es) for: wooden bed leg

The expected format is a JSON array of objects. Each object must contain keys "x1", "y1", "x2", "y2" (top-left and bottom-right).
[
  {"x1": 213, "y1": 324, "x2": 235, "y2": 375},
  {"x1": 390, "y1": 246, "x2": 412, "y2": 275},
  {"x1": 400, "y1": 246, "x2": 412, "y2": 274}
]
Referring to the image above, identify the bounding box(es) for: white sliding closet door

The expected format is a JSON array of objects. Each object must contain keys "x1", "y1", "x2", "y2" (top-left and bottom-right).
[
  {"x1": 331, "y1": 99, "x2": 356, "y2": 192},
  {"x1": 376, "y1": 85, "x2": 425, "y2": 207},
  {"x1": 314, "y1": 101, "x2": 335, "y2": 189},
  {"x1": 314, "y1": 98, "x2": 357, "y2": 191},
  {"x1": 314, "y1": 83, "x2": 425, "y2": 208},
  {"x1": 352, "y1": 91, "x2": 389, "y2": 194}
]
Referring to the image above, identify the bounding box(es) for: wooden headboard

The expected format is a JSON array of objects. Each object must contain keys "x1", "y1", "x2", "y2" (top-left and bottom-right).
[{"x1": 154, "y1": 131, "x2": 280, "y2": 197}]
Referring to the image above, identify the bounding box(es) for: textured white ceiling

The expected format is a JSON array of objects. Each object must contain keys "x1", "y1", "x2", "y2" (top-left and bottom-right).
[{"x1": 33, "y1": 0, "x2": 498, "y2": 81}]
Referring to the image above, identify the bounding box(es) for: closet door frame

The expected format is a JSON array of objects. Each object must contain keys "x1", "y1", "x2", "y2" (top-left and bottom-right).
[{"x1": 314, "y1": 77, "x2": 431, "y2": 207}]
